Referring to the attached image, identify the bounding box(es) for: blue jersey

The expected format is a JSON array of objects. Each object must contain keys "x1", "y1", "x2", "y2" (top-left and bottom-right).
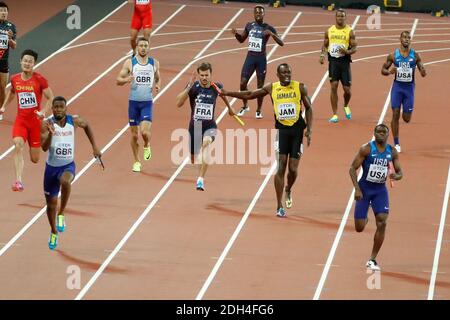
[
  {"x1": 360, "y1": 141, "x2": 393, "y2": 186},
  {"x1": 188, "y1": 81, "x2": 222, "y2": 127},
  {"x1": 244, "y1": 22, "x2": 276, "y2": 56},
  {"x1": 394, "y1": 48, "x2": 417, "y2": 84},
  {"x1": 129, "y1": 56, "x2": 155, "y2": 102}
]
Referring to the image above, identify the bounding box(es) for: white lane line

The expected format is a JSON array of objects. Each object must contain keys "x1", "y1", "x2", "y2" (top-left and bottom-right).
[
  {"x1": 313, "y1": 19, "x2": 419, "y2": 300},
  {"x1": 0, "y1": 5, "x2": 187, "y2": 257},
  {"x1": 74, "y1": 8, "x2": 246, "y2": 300},
  {"x1": 195, "y1": 14, "x2": 360, "y2": 301},
  {"x1": 428, "y1": 164, "x2": 450, "y2": 300}
]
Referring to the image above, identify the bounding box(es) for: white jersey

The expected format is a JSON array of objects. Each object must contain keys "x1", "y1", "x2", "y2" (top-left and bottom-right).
[
  {"x1": 46, "y1": 115, "x2": 75, "y2": 167},
  {"x1": 129, "y1": 56, "x2": 155, "y2": 102}
]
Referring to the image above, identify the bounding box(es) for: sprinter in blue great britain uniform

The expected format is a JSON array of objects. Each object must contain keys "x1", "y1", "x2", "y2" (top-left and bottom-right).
[
  {"x1": 41, "y1": 96, "x2": 101, "y2": 250},
  {"x1": 231, "y1": 5, "x2": 284, "y2": 119},
  {"x1": 382, "y1": 31, "x2": 427, "y2": 153},
  {"x1": 117, "y1": 37, "x2": 161, "y2": 172},
  {"x1": 349, "y1": 124, "x2": 403, "y2": 271}
]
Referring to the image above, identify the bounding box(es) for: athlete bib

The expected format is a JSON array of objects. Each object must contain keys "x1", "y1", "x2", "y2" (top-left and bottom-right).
[
  {"x1": 55, "y1": 142, "x2": 73, "y2": 160},
  {"x1": 366, "y1": 164, "x2": 388, "y2": 183},
  {"x1": 18, "y1": 92, "x2": 38, "y2": 109},
  {"x1": 136, "y1": 0, "x2": 150, "y2": 5},
  {"x1": 194, "y1": 102, "x2": 214, "y2": 120},
  {"x1": 134, "y1": 70, "x2": 153, "y2": 86},
  {"x1": 330, "y1": 43, "x2": 345, "y2": 58},
  {"x1": 396, "y1": 63, "x2": 413, "y2": 83},
  {"x1": 276, "y1": 103, "x2": 297, "y2": 120},
  {"x1": 248, "y1": 36, "x2": 262, "y2": 52},
  {"x1": 0, "y1": 34, "x2": 8, "y2": 50}
]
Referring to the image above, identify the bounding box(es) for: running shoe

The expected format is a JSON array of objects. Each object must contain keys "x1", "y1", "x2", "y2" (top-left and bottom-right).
[
  {"x1": 276, "y1": 207, "x2": 286, "y2": 218},
  {"x1": 0, "y1": 114, "x2": 3, "y2": 121},
  {"x1": 132, "y1": 161, "x2": 141, "y2": 172},
  {"x1": 329, "y1": 115, "x2": 338, "y2": 123},
  {"x1": 196, "y1": 178, "x2": 205, "y2": 191},
  {"x1": 344, "y1": 106, "x2": 352, "y2": 119},
  {"x1": 285, "y1": 190, "x2": 293, "y2": 209},
  {"x1": 11, "y1": 181, "x2": 24, "y2": 192},
  {"x1": 366, "y1": 259, "x2": 381, "y2": 271},
  {"x1": 48, "y1": 233, "x2": 58, "y2": 250},
  {"x1": 394, "y1": 144, "x2": 401, "y2": 153},
  {"x1": 255, "y1": 111, "x2": 263, "y2": 119},
  {"x1": 57, "y1": 214, "x2": 66, "y2": 233},
  {"x1": 237, "y1": 106, "x2": 249, "y2": 117},
  {"x1": 143, "y1": 146, "x2": 152, "y2": 161}
]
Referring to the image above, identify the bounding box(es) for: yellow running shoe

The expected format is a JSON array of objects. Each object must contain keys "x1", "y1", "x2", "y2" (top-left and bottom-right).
[
  {"x1": 285, "y1": 190, "x2": 293, "y2": 209},
  {"x1": 48, "y1": 233, "x2": 58, "y2": 250},
  {"x1": 329, "y1": 114, "x2": 338, "y2": 123},
  {"x1": 143, "y1": 146, "x2": 152, "y2": 161},
  {"x1": 344, "y1": 106, "x2": 352, "y2": 119},
  {"x1": 57, "y1": 214, "x2": 66, "y2": 233},
  {"x1": 132, "y1": 161, "x2": 141, "y2": 172}
]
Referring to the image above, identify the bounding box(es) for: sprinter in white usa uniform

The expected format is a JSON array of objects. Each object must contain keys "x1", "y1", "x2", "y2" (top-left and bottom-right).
[
  {"x1": 117, "y1": 37, "x2": 161, "y2": 172},
  {"x1": 41, "y1": 96, "x2": 101, "y2": 250}
]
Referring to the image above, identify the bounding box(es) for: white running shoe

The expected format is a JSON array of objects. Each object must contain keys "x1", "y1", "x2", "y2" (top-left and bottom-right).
[
  {"x1": 366, "y1": 259, "x2": 381, "y2": 271},
  {"x1": 255, "y1": 111, "x2": 263, "y2": 119},
  {"x1": 394, "y1": 144, "x2": 401, "y2": 153},
  {"x1": 237, "y1": 106, "x2": 249, "y2": 117}
]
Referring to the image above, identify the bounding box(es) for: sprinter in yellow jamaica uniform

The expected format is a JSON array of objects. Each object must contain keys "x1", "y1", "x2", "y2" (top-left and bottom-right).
[
  {"x1": 220, "y1": 63, "x2": 313, "y2": 218},
  {"x1": 319, "y1": 9, "x2": 357, "y2": 123}
]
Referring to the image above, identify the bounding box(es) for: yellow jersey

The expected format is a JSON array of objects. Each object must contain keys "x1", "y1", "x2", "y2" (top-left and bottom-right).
[
  {"x1": 271, "y1": 81, "x2": 302, "y2": 128},
  {"x1": 327, "y1": 25, "x2": 352, "y2": 58}
]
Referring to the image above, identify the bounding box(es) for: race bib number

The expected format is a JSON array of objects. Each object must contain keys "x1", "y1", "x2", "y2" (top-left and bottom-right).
[
  {"x1": 366, "y1": 164, "x2": 388, "y2": 183},
  {"x1": 0, "y1": 34, "x2": 8, "y2": 50},
  {"x1": 134, "y1": 71, "x2": 153, "y2": 86},
  {"x1": 136, "y1": 0, "x2": 150, "y2": 5},
  {"x1": 329, "y1": 43, "x2": 345, "y2": 58},
  {"x1": 18, "y1": 92, "x2": 38, "y2": 109},
  {"x1": 248, "y1": 36, "x2": 262, "y2": 52},
  {"x1": 194, "y1": 103, "x2": 214, "y2": 120},
  {"x1": 396, "y1": 63, "x2": 413, "y2": 82},
  {"x1": 277, "y1": 103, "x2": 297, "y2": 120},
  {"x1": 55, "y1": 142, "x2": 73, "y2": 160}
]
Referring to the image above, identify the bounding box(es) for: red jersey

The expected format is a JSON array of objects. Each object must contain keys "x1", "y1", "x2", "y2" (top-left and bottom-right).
[
  {"x1": 10, "y1": 72, "x2": 48, "y2": 118},
  {"x1": 134, "y1": 0, "x2": 152, "y2": 13}
]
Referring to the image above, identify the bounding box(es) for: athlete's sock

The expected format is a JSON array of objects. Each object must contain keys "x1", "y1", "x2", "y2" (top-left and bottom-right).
[{"x1": 394, "y1": 137, "x2": 400, "y2": 145}]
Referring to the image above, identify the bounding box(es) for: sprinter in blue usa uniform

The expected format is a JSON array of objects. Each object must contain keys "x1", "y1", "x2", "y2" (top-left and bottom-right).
[
  {"x1": 382, "y1": 31, "x2": 426, "y2": 153},
  {"x1": 232, "y1": 5, "x2": 284, "y2": 119},
  {"x1": 349, "y1": 124, "x2": 403, "y2": 271}
]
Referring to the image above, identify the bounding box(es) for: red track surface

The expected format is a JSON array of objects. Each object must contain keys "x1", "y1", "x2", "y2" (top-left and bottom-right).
[{"x1": 0, "y1": 0, "x2": 449, "y2": 300}]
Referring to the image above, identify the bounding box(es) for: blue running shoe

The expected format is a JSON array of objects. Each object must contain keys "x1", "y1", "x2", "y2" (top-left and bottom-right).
[
  {"x1": 196, "y1": 179, "x2": 205, "y2": 191},
  {"x1": 329, "y1": 115, "x2": 338, "y2": 123},
  {"x1": 48, "y1": 233, "x2": 58, "y2": 250},
  {"x1": 57, "y1": 215, "x2": 66, "y2": 233},
  {"x1": 344, "y1": 106, "x2": 352, "y2": 120},
  {"x1": 276, "y1": 207, "x2": 286, "y2": 218}
]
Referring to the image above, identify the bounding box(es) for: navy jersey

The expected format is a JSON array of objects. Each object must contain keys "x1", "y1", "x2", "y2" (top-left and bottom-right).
[
  {"x1": 394, "y1": 48, "x2": 417, "y2": 84},
  {"x1": 188, "y1": 81, "x2": 222, "y2": 127},
  {"x1": 244, "y1": 22, "x2": 276, "y2": 55},
  {"x1": 0, "y1": 20, "x2": 16, "y2": 61},
  {"x1": 360, "y1": 141, "x2": 393, "y2": 186}
]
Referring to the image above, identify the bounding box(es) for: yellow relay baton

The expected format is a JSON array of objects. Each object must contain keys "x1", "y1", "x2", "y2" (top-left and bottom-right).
[{"x1": 211, "y1": 82, "x2": 245, "y2": 126}]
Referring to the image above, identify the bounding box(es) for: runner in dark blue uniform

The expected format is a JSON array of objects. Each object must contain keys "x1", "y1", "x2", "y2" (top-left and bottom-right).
[
  {"x1": 349, "y1": 124, "x2": 403, "y2": 271},
  {"x1": 232, "y1": 5, "x2": 284, "y2": 119},
  {"x1": 0, "y1": 2, "x2": 16, "y2": 120},
  {"x1": 176, "y1": 62, "x2": 235, "y2": 191},
  {"x1": 382, "y1": 31, "x2": 427, "y2": 153}
]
